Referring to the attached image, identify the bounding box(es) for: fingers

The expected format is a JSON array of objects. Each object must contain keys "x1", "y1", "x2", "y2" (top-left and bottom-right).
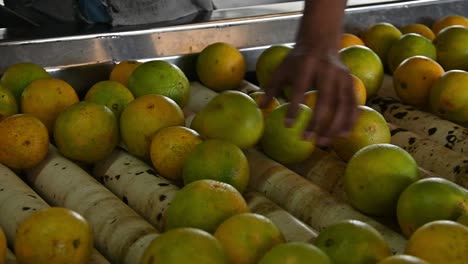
[
  {"x1": 326, "y1": 73, "x2": 357, "y2": 138},
  {"x1": 260, "y1": 64, "x2": 289, "y2": 108},
  {"x1": 285, "y1": 63, "x2": 315, "y2": 127}
]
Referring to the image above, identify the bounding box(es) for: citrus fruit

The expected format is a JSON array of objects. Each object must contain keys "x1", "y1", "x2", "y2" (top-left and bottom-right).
[
  {"x1": 54, "y1": 101, "x2": 119, "y2": 164},
  {"x1": 150, "y1": 126, "x2": 202, "y2": 182},
  {"x1": 182, "y1": 139, "x2": 249, "y2": 193},
  {"x1": 248, "y1": 91, "x2": 281, "y2": 118},
  {"x1": 457, "y1": 213, "x2": 468, "y2": 227},
  {"x1": 396, "y1": 177, "x2": 468, "y2": 237},
  {"x1": 332, "y1": 105, "x2": 391, "y2": 161},
  {"x1": 432, "y1": 15, "x2": 468, "y2": 35},
  {"x1": 344, "y1": 143, "x2": 419, "y2": 216},
  {"x1": 259, "y1": 242, "x2": 331, "y2": 264},
  {"x1": 14, "y1": 207, "x2": 93, "y2": 264},
  {"x1": 214, "y1": 213, "x2": 285, "y2": 264},
  {"x1": 127, "y1": 60, "x2": 190, "y2": 107},
  {"x1": 164, "y1": 179, "x2": 249, "y2": 233},
  {"x1": 314, "y1": 219, "x2": 392, "y2": 264},
  {"x1": 377, "y1": 254, "x2": 429, "y2": 264},
  {"x1": 191, "y1": 90, "x2": 264, "y2": 149},
  {"x1": 21, "y1": 78, "x2": 79, "y2": 133},
  {"x1": 429, "y1": 70, "x2": 468, "y2": 123},
  {"x1": 120, "y1": 94, "x2": 185, "y2": 160},
  {"x1": 303, "y1": 90, "x2": 318, "y2": 109},
  {"x1": 109, "y1": 60, "x2": 142, "y2": 87},
  {"x1": 340, "y1": 33, "x2": 365, "y2": 50},
  {"x1": 405, "y1": 220, "x2": 468, "y2": 264},
  {"x1": 0, "y1": 227, "x2": 6, "y2": 264},
  {"x1": 84, "y1": 80, "x2": 135, "y2": 119},
  {"x1": 387, "y1": 33, "x2": 437, "y2": 73},
  {"x1": 0, "y1": 85, "x2": 18, "y2": 121},
  {"x1": 140, "y1": 227, "x2": 228, "y2": 264},
  {"x1": 400, "y1": 23, "x2": 435, "y2": 41},
  {"x1": 392, "y1": 56, "x2": 445, "y2": 108},
  {"x1": 255, "y1": 45, "x2": 292, "y2": 88},
  {"x1": 196, "y1": 42, "x2": 246, "y2": 91},
  {"x1": 433, "y1": 26, "x2": 468, "y2": 71},
  {"x1": 260, "y1": 103, "x2": 315, "y2": 164},
  {"x1": 361, "y1": 22, "x2": 402, "y2": 67},
  {"x1": 0, "y1": 63, "x2": 51, "y2": 100},
  {"x1": 339, "y1": 45, "x2": 384, "y2": 97},
  {"x1": 0, "y1": 114, "x2": 49, "y2": 169}
]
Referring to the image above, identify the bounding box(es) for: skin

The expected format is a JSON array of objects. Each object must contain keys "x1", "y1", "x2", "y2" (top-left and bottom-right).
[{"x1": 262, "y1": 0, "x2": 358, "y2": 146}]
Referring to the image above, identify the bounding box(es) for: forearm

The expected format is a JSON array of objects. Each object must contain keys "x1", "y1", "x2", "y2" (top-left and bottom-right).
[{"x1": 297, "y1": 0, "x2": 348, "y2": 51}]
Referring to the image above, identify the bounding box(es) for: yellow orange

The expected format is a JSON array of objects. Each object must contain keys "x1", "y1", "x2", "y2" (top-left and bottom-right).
[
  {"x1": 400, "y1": 23, "x2": 435, "y2": 41},
  {"x1": 340, "y1": 33, "x2": 365, "y2": 49},
  {"x1": 432, "y1": 15, "x2": 468, "y2": 35},
  {"x1": 109, "y1": 60, "x2": 142, "y2": 87}
]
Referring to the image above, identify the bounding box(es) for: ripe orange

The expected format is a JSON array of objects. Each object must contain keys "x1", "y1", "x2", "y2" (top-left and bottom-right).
[
  {"x1": 109, "y1": 60, "x2": 142, "y2": 87},
  {"x1": 0, "y1": 114, "x2": 49, "y2": 169},
  {"x1": 377, "y1": 255, "x2": 429, "y2": 264},
  {"x1": 432, "y1": 15, "x2": 468, "y2": 35},
  {"x1": 214, "y1": 213, "x2": 285, "y2": 264},
  {"x1": 164, "y1": 179, "x2": 249, "y2": 233},
  {"x1": 0, "y1": 228, "x2": 6, "y2": 264},
  {"x1": 127, "y1": 60, "x2": 190, "y2": 107},
  {"x1": 256, "y1": 45, "x2": 292, "y2": 88},
  {"x1": 21, "y1": 78, "x2": 79, "y2": 133},
  {"x1": 150, "y1": 126, "x2": 202, "y2": 182},
  {"x1": 182, "y1": 139, "x2": 249, "y2": 193},
  {"x1": 191, "y1": 90, "x2": 264, "y2": 149},
  {"x1": 196, "y1": 42, "x2": 246, "y2": 91},
  {"x1": 54, "y1": 101, "x2": 119, "y2": 163},
  {"x1": 392, "y1": 56, "x2": 445, "y2": 108},
  {"x1": 433, "y1": 26, "x2": 468, "y2": 71},
  {"x1": 339, "y1": 45, "x2": 384, "y2": 97},
  {"x1": 120, "y1": 94, "x2": 185, "y2": 160},
  {"x1": 387, "y1": 33, "x2": 437, "y2": 73},
  {"x1": 140, "y1": 228, "x2": 228, "y2": 264},
  {"x1": 0, "y1": 63, "x2": 50, "y2": 100},
  {"x1": 400, "y1": 23, "x2": 435, "y2": 41},
  {"x1": 248, "y1": 91, "x2": 281, "y2": 118},
  {"x1": 361, "y1": 22, "x2": 402, "y2": 67},
  {"x1": 340, "y1": 33, "x2": 365, "y2": 50},
  {"x1": 84, "y1": 80, "x2": 135, "y2": 119},
  {"x1": 14, "y1": 207, "x2": 93, "y2": 264},
  {"x1": 259, "y1": 242, "x2": 331, "y2": 264},
  {"x1": 0, "y1": 85, "x2": 18, "y2": 121}
]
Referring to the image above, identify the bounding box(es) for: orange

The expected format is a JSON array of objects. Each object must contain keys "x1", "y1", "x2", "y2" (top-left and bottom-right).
[
  {"x1": 392, "y1": 56, "x2": 445, "y2": 108},
  {"x1": 214, "y1": 213, "x2": 285, "y2": 264},
  {"x1": 150, "y1": 126, "x2": 203, "y2": 182},
  {"x1": 314, "y1": 219, "x2": 391, "y2": 264},
  {"x1": 0, "y1": 227, "x2": 6, "y2": 264},
  {"x1": 361, "y1": 22, "x2": 402, "y2": 67},
  {"x1": 0, "y1": 63, "x2": 50, "y2": 101},
  {"x1": 339, "y1": 45, "x2": 384, "y2": 97},
  {"x1": 182, "y1": 139, "x2": 249, "y2": 193},
  {"x1": 400, "y1": 23, "x2": 435, "y2": 41},
  {"x1": 164, "y1": 179, "x2": 249, "y2": 233},
  {"x1": 396, "y1": 177, "x2": 468, "y2": 237},
  {"x1": 302, "y1": 90, "x2": 318, "y2": 109},
  {"x1": 259, "y1": 242, "x2": 331, "y2": 264},
  {"x1": 21, "y1": 78, "x2": 79, "y2": 133},
  {"x1": 0, "y1": 85, "x2": 18, "y2": 121},
  {"x1": 54, "y1": 101, "x2": 119, "y2": 163},
  {"x1": 255, "y1": 45, "x2": 292, "y2": 88},
  {"x1": 429, "y1": 70, "x2": 468, "y2": 123},
  {"x1": 109, "y1": 60, "x2": 142, "y2": 87},
  {"x1": 457, "y1": 213, "x2": 468, "y2": 227},
  {"x1": 387, "y1": 33, "x2": 437, "y2": 73},
  {"x1": 191, "y1": 90, "x2": 264, "y2": 149},
  {"x1": 433, "y1": 26, "x2": 468, "y2": 71},
  {"x1": 140, "y1": 228, "x2": 228, "y2": 264},
  {"x1": 405, "y1": 220, "x2": 468, "y2": 264},
  {"x1": 0, "y1": 114, "x2": 49, "y2": 169},
  {"x1": 127, "y1": 60, "x2": 190, "y2": 107},
  {"x1": 303, "y1": 76, "x2": 366, "y2": 108},
  {"x1": 377, "y1": 255, "x2": 429, "y2": 264},
  {"x1": 120, "y1": 94, "x2": 185, "y2": 160},
  {"x1": 332, "y1": 105, "x2": 391, "y2": 161},
  {"x1": 14, "y1": 207, "x2": 93, "y2": 264},
  {"x1": 196, "y1": 42, "x2": 246, "y2": 91},
  {"x1": 344, "y1": 143, "x2": 419, "y2": 216},
  {"x1": 340, "y1": 33, "x2": 365, "y2": 50},
  {"x1": 84, "y1": 80, "x2": 135, "y2": 119},
  {"x1": 260, "y1": 103, "x2": 315, "y2": 164},
  {"x1": 248, "y1": 91, "x2": 281, "y2": 118},
  {"x1": 432, "y1": 15, "x2": 468, "y2": 35}
]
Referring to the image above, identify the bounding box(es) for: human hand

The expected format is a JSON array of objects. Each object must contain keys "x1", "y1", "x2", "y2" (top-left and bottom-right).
[{"x1": 261, "y1": 44, "x2": 358, "y2": 146}]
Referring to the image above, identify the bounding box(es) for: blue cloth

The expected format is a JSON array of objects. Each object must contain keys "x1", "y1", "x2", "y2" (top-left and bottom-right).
[{"x1": 78, "y1": 0, "x2": 111, "y2": 23}]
